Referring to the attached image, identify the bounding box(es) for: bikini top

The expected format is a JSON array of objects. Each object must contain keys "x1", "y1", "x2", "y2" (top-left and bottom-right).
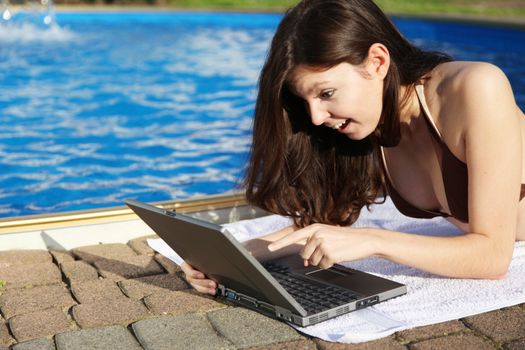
[{"x1": 380, "y1": 84, "x2": 525, "y2": 223}]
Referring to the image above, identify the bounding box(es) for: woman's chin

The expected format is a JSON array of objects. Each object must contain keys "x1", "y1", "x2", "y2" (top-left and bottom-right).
[{"x1": 344, "y1": 129, "x2": 368, "y2": 141}]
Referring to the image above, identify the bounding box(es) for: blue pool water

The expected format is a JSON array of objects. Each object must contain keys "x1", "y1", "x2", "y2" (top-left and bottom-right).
[{"x1": 0, "y1": 12, "x2": 524, "y2": 218}]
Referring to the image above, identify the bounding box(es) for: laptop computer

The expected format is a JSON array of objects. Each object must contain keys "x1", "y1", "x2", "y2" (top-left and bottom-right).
[{"x1": 126, "y1": 199, "x2": 406, "y2": 327}]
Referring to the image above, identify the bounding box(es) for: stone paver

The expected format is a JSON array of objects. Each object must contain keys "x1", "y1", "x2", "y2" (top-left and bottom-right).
[
  {"x1": 95, "y1": 255, "x2": 164, "y2": 280},
  {"x1": 132, "y1": 314, "x2": 234, "y2": 350},
  {"x1": 12, "y1": 338, "x2": 56, "y2": 350},
  {"x1": 70, "y1": 279, "x2": 124, "y2": 304},
  {"x1": 0, "y1": 263, "x2": 62, "y2": 289},
  {"x1": 462, "y1": 306, "x2": 525, "y2": 343},
  {"x1": 0, "y1": 318, "x2": 13, "y2": 347},
  {"x1": 118, "y1": 273, "x2": 189, "y2": 299},
  {"x1": 316, "y1": 337, "x2": 405, "y2": 350},
  {"x1": 49, "y1": 251, "x2": 75, "y2": 265},
  {"x1": 143, "y1": 290, "x2": 225, "y2": 316},
  {"x1": 0, "y1": 284, "x2": 76, "y2": 319},
  {"x1": 504, "y1": 338, "x2": 525, "y2": 350},
  {"x1": 127, "y1": 235, "x2": 158, "y2": 256},
  {"x1": 410, "y1": 333, "x2": 493, "y2": 350},
  {"x1": 154, "y1": 254, "x2": 181, "y2": 274},
  {"x1": 396, "y1": 320, "x2": 468, "y2": 343},
  {"x1": 207, "y1": 307, "x2": 304, "y2": 348},
  {"x1": 0, "y1": 250, "x2": 52, "y2": 266},
  {"x1": 72, "y1": 296, "x2": 150, "y2": 328},
  {"x1": 71, "y1": 244, "x2": 137, "y2": 264},
  {"x1": 0, "y1": 243, "x2": 524, "y2": 349},
  {"x1": 55, "y1": 325, "x2": 142, "y2": 350},
  {"x1": 248, "y1": 339, "x2": 318, "y2": 349},
  {"x1": 60, "y1": 261, "x2": 99, "y2": 282},
  {"x1": 9, "y1": 307, "x2": 71, "y2": 342}
]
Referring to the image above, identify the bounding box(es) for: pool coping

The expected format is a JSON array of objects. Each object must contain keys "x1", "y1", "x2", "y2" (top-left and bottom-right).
[{"x1": 0, "y1": 192, "x2": 248, "y2": 235}]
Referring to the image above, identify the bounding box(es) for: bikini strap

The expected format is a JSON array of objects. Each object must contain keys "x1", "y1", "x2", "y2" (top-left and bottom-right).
[
  {"x1": 379, "y1": 146, "x2": 394, "y2": 185},
  {"x1": 414, "y1": 84, "x2": 444, "y2": 141}
]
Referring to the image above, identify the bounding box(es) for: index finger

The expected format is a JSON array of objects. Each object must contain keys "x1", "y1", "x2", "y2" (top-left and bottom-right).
[{"x1": 267, "y1": 227, "x2": 313, "y2": 252}]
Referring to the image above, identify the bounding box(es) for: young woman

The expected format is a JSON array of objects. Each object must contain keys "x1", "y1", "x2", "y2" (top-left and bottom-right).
[{"x1": 182, "y1": 0, "x2": 525, "y2": 295}]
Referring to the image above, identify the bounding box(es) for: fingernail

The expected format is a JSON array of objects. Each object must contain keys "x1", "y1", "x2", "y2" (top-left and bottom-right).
[{"x1": 267, "y1": 244, "x2": 275, "y2": 251}]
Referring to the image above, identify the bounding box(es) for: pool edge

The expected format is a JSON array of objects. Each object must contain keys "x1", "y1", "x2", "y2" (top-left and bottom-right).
[{"x1": 0, "y1": 191, "x2": 248, "y2": 235}]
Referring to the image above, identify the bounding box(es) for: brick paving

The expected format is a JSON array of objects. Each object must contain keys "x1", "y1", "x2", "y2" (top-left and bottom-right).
[
  {"x1": 0, "y1": 285, "x2": 76, "y2": 319},
  {"x1": 118, "y1": 274, "x2": 189, "y2": 299},
  {"x1": 56, "y1": 325, "x2": 142, "y2": 350},
  {"x1": 8, "y1": 308, "x2": 72, "y2": 342},
  {"x1": 11, "y1": 338, "x2": 55, "y2": 350},
  {"x1": 70, "y1": 279, "x2": 125, "y2": 304},
  {"x1": 60, "y1": 261, "x2": 99, "y2": 283},
  {"x1": 0, "y1": 263, "x2": 62, "y2": 289},
  {"x1": 143, "y1": 290, "x2": 226, "y2": 316},
  {"x1": 0, "y1": 234, "x2": 523, "y2": 349},
  {"x1": 72, "y1": 297, "x2": 150, "y2": 328},
  {"x1": 94, "y1": 255, "x2": 164, "y2": 281},
  {"x1": 0, "y1": 317, "x2": 13, "y2": 347},
  {"x1": 49, "y1": 250, "x2": 75, "y2": 265}
]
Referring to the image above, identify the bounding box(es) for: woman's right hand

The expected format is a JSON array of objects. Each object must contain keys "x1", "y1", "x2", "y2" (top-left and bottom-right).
[{"x1": 181, "y1": 262, "x2": 217, "y2": 295}]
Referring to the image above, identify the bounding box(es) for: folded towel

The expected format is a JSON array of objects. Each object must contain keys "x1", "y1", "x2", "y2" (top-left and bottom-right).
[{"x1": 147, "y1": 197, "x2": 525, "y2": 343}]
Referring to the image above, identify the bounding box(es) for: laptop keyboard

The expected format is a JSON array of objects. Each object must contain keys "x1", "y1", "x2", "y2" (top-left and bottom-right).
[{"x1": 264, "y1": 262, "x2": 361, "y2": 314}]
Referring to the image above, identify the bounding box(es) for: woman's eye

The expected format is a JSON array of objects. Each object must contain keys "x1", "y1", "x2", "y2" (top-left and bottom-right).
[{"x1": 319, "y1": 89, "x2": 335, "y2": 99}]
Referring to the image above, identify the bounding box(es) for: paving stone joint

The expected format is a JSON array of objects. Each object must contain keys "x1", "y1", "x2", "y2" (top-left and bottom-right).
[{"x1": 0, "y1": 247, "x2": 523, "y2": 349}]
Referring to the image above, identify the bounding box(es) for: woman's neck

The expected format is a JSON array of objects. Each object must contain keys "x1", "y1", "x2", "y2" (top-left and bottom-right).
[
  {"x1": 398, "y1": 84, "x2": 422, "y2": 124},
  {"x1": 395, "y1": 84, "x2": 425, "y2": 145}
]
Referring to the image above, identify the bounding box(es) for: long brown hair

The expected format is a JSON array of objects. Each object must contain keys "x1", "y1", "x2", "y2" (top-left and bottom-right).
[{"x1": 244, "y1": 0, "x2": 452, "y2": 228}]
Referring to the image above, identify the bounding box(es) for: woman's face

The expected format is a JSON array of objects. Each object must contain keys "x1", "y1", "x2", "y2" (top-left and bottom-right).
[{"x1": 289, "y1": 62, "x2": 385, "y2": 140}]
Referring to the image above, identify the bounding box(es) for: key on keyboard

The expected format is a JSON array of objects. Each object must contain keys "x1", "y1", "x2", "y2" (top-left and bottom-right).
[{"x1": 264, "y1": 262, "x2": 360, "y2": 313}]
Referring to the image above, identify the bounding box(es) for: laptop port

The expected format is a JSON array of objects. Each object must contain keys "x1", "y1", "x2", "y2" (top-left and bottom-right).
[
  {"x1": 238, "y1": 295, "x2": 258, "y2": 307},
  {"x1": 225, "y1": 291, "x2": 237, "y2": 300},
  {"x1": 356, "y1": 296, "x2": 379, "y2": 309}
]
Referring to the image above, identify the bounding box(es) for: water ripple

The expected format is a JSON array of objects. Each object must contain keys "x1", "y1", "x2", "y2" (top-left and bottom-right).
[{"x1": 0, "y1": 13, "x2": 523, "y2": 217}]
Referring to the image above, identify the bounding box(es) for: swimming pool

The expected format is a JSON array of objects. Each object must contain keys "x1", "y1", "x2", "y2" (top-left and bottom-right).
[{"x1": 0, "y1": 12, "x2": 524, "y2": 218}]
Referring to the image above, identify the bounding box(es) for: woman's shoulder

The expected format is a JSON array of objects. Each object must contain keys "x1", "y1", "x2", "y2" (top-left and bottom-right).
[
  {"x1": 422, "y1": 61, "x2": 515, "y2": 159},
  {"x1": 428, "y1": 61, "x2": 513, "y2": 123},
  {"x1": 432, "y1": 61, "x2": 509, "y2": 97}
]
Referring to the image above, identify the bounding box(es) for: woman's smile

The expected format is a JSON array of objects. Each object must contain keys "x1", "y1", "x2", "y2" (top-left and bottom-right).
[{"x1": 332, "y1": 119, "x2": 352, "y2": 132}]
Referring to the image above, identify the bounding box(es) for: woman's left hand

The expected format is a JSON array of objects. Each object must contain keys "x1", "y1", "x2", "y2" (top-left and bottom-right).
[{"x1": 267, "y1": 224, "x2": 376, "y2": 269}]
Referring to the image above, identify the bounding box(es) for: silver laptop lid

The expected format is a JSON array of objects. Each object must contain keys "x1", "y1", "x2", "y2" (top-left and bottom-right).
[{"x1": 125, "y1": 199, "x2": 307, "y2": 316}]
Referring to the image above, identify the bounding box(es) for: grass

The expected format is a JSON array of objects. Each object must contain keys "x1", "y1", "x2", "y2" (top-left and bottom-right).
[
  {"x1": 375, "y1": 0, "x2": 525, "y2": 18},
  {"x1": 0, "y1": 280, "x2": 6, "y2": 289},
  {"x1": 165, "y1": 0, "x2": 525, "y2": 18}
]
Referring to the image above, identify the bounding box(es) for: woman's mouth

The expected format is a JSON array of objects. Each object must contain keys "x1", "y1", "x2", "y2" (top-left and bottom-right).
[{"x1": 332, "y1": 119, "x2": 351, "y2": 132}]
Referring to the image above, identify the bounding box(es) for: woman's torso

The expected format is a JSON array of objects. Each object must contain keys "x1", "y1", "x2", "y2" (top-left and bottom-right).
[{"x1": 382, "y1": 61, "x2": 525, "y2": 239}]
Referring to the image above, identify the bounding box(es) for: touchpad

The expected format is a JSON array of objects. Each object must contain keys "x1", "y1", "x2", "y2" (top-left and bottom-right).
[{"x1": 306, "y1": 268, "x2": 353, "y2": 284}]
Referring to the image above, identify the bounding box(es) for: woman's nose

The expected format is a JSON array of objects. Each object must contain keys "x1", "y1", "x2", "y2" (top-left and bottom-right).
[{"x1": 308, "y1": 101, "x2": 330, "y2": 126}]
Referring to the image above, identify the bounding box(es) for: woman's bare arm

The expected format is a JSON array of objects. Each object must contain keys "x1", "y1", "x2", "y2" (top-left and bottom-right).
[
  {"x1": 270, "y1": 63, "x2": 521, "y2": 279},
  {"x1": 377, "y1": 63, "x2": 520, "y2": 278}
]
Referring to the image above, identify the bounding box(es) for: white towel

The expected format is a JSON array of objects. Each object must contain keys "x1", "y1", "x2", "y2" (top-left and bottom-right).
[{"x1": 147, "y1": 197, "x2": 525, "y2": 343}]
